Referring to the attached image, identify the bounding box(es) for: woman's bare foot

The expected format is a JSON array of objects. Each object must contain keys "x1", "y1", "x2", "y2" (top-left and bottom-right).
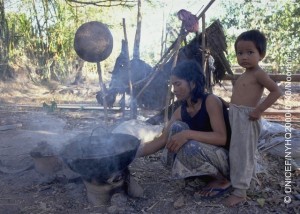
[
  {"x1": 194, "y1": 176, "x2": 231, "y2": 198},
  {"x1": 205, "y1": 174, "x2": 231, "y2": 189},
  {"x1": 222, "y1": 194, "x2": 246, "y2": 207}
]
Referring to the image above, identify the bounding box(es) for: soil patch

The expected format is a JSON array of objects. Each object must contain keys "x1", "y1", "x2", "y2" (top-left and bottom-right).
[{"x1": 0, "y1": 79, "x2": 299, "y2": 214}]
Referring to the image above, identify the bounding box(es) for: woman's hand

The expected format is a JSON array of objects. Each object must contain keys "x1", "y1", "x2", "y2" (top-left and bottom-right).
[{"x1": 166, "y1": 130, "x2": 188, "y2": 153}]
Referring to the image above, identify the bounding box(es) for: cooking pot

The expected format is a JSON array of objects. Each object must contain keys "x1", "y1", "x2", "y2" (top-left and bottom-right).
[
  {"x1": 61, "y1": 133, "x2": 140, "y2": 182},
  {"x1": 74, "y1": 21, "x2": 113, "y2": 62}
]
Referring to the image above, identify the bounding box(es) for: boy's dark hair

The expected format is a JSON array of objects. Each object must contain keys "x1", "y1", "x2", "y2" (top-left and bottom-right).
[
  {"x1": 234, "y1": 30, "x2": 267, "y2": 56},
  {"x1": 171, "y1": 60, "x2": 206, "y2": 104}
]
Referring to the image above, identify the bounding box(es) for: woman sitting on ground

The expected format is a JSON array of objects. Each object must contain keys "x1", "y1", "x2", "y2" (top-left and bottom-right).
[{"x1": 136, "y1": 60, "x2": 232, "y2": 198}]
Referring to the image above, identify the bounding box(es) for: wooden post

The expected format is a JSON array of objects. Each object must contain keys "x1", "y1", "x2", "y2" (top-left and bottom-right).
[
  {"x1": 133, "y1": 0, "x2": 142, "y2": 59},
  {"x1": 96, "y1": 62, "x2": 108, "y2": 124},
  {"x1": 122, "y1": 18, "x2": 136, "y2": 119},
  {"x1": 202, "y1": 14, "x2": 206, "y2": 71},
  {"x1": 164, "y1": 24, "x2": 184, "y2": 123},
  {"x1": 201, "y1": 13, "x2": 212, "y2": 93}
]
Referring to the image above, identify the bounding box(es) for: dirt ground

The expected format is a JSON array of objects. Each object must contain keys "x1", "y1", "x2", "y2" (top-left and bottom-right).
[{"x1": 0, "y1": 76, "x2": 299, "y2": 214}]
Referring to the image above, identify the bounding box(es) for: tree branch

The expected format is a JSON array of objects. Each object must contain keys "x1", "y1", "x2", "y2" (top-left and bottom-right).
[{"x1": 65, "y1": 0, "x2": 136, "y2": 7}]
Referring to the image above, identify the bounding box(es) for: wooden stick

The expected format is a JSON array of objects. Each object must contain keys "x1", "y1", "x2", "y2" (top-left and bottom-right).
[
  {"x1": 136, "y1": 0, "x2": 216, "y2": 99},
  {"x1": 202, "y1": 13, "x2": 206, "y2": 69},
  {"x1": 2, "y1": 104, "x2": 299, "y2": 116},
  {"x1": 197, "y1": 0, "x2": 216, "y2": 20},
  {"x1": 122, "y1": 18, "x2": 136, "y2": 119},
  {"x1": 122, "y1": 18, "x2": 128, "y2": 42},
  {"x1": 164, "y1": 24, "x2": 185, "y2": 123},
  {"x1": 0, "y1": 123, "x2": 22, "y2": 131},
  {"x1": 96, "y1": 62, "x2": 109, "y2": 124},
  {"x1": 135, "y1": 47, "x2": 178, "y2": 99},
  {"x1": 202, "y1": 13, "x2": 213, "y2": 93}
]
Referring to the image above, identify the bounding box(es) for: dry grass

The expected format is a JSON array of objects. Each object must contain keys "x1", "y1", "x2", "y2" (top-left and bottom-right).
[
  {"x1": 0, "y1": 71, "x2": 299, "y2": 113},
  {"x1": 0, "y1": 74, "x2": 101, "y2": 106},
  {"x1": 0, "y1": 72, "x2": 299, "y2": 214}
]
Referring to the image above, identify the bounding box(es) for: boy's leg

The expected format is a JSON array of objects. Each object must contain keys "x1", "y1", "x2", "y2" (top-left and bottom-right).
[{"x1": 223, "y1": 105, "x2": 260, "y2": 206}]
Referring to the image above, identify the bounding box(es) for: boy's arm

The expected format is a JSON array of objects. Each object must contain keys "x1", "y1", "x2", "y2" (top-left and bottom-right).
[{"x1": 250, "y1": 70, "x2": 283, "y2": 120}]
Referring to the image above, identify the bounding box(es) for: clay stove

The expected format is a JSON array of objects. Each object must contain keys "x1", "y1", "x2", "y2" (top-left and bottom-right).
[
  {"x1": 82, "y1": 168, "x2": 130, "y2": 205},
  {"x1": 61, "y1": 132, "x2": 140, "y2": 205}
]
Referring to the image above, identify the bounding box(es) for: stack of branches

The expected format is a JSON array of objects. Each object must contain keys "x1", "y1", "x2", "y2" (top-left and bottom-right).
[
  {"x1": 203, "y1": 19, "x2": 233, "y2": 84},
  {"x1": 137, "y1": 20, "x2": 233, "y2": 104},
  {"x1": 145, "y1": 20, "x2": 233, "y2": 124},
  {"x1": 185, "y1": 20, "x2": 233, "y2": 84},
  {"x1": 155, "y1": 19, "x2": 233, "y2": 85}
]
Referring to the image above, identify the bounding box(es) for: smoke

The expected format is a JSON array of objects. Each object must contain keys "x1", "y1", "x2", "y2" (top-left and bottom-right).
[{"x1": 112, "y1": 119, "x2": 163, "y2": 143}]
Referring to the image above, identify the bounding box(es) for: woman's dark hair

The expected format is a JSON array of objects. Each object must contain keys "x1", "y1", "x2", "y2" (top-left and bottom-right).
[
  {"x1": 234, "y1": 29, "x2": 267, "y2": 56},
  {"x1": 171, "y1": 60, "x2": 206, "y2": 104}
]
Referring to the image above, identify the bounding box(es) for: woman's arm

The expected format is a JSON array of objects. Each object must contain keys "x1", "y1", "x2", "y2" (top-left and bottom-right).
[
  {"x1": 167, "y1": 95, "x2": 227, "y2": 152},
  {"x1": 136, "y1": 106, "x2": 182, "y2": 157}
]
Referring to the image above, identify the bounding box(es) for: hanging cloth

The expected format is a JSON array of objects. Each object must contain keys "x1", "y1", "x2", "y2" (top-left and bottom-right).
[{"x1": 177, "y1": 9, "x2": 199, "y2": 33}]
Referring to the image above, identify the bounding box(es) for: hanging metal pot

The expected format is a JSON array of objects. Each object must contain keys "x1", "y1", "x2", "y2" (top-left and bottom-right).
[{"x1": 74, "y1": 21, "x2": 113, "y2": 62}]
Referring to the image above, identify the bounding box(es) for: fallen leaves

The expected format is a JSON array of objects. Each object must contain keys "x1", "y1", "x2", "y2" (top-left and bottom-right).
[{"x1": 256, "y1": 198, "x2": 265, "y2": 207}]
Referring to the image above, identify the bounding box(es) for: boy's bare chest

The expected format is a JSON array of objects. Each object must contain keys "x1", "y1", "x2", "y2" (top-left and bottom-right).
[{"x1": 234, "y1": 73, "x2": 260, "y2": 90}]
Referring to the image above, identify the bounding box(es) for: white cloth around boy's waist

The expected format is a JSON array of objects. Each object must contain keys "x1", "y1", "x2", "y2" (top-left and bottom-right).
[
  {"x1": 229, "y1": 103, "x2": 255, "y2": 113},
  {"x1": 229, "y1": 103, "x2": 256, "y2": 111}
]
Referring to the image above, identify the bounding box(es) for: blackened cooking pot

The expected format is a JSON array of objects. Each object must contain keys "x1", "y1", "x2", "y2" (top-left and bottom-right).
[{"x1": 61, "y1": 133, "x2": 140, "y2": 182}]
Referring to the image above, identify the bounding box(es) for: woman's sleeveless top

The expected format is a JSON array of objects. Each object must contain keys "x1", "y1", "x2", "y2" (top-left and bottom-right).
[{"x1": 181, "y1": 94, "x2": 231, "y2": 150}]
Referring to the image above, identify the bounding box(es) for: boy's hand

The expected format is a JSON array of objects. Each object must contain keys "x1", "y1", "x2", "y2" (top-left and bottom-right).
[{"x1": 249, "y1": 109, "x2": 262, "y2": 121}]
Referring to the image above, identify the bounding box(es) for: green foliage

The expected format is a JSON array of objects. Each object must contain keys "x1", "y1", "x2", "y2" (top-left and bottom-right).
[
  {"x1": 5, "y1": 0, "x2": 80, "y2": 80},
  {"x1": 219, "y1": 0, "x2": 300, "y2": 73},
  {"x1": 2, "y1": 0, "x2": 200, "y2": 81},
  {"x1": 5, "y1": 0, "x2": 298, "y2": 83}
]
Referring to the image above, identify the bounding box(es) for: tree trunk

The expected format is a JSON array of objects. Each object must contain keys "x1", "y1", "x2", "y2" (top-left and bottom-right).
[
  {"x1": 133, "y1": 0, "x2": 141, "y2": 59},
  {"x1": 72, "y1": 58, "x2": 85, "y2": 85},
  {"x1": 0, "y1": 0, "x2": 9, "y2": 80}
]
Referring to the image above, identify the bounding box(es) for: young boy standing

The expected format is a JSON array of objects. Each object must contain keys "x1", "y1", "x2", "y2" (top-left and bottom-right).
[{"x1": 223, "y1": 30, "x2": 282, "y2": 206}]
